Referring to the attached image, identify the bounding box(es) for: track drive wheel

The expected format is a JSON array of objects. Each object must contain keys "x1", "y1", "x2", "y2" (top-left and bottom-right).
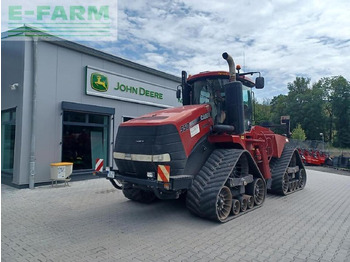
[
  {"x1": 216, "y1": 186, "x2": 232, "y2": 221},
  {"x1": 122, "y1": 183, "x2": 156, "y2": 203}
]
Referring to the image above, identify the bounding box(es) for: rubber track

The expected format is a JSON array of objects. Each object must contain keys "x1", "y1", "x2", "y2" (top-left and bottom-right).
[
  {"x1": 269, "y1": 147, "x2": 305, "y2": 195},
  {"x1": 186, "y1": 149, "x2": 260, "y2": 222}
]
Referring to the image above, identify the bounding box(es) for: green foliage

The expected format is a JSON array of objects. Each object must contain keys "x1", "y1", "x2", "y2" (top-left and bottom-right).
[
  {"x1": 330, "y1": 76, "x2": 350, "y2": 147},
  {"x1": 291, "y1": 124, "x2": 306, "y2": 141},
  {"x1": 314, "y1": 76, "x2": 350, "y2": 147},
  {"x1": 254, "y1": 98, "x2": 271, "y2": 125},
  {"x1": 254, "y1": 75, "x2": 350, "y2": 148},
  {"x1": 269, "y1": 94, "x2": 288, "y2": 134}
]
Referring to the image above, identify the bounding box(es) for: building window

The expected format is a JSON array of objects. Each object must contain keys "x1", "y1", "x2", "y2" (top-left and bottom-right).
[
  {"x1": 1, "y1": 108, "x2": 16, "y2": 175},
  {"x1": 62, "y1": 111, "x2": 110, "y2": 171}
]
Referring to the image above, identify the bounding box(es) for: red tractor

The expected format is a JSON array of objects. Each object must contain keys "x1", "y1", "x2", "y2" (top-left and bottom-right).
[{"x1": 108, "y1": 53, "x2": 306, "y2": 222}]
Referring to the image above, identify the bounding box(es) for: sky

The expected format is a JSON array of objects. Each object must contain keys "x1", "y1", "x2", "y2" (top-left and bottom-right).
[
  {"x1": 93, "y1": 0, "x2": 350, "y2": 101},
  {"x1": 2, "y1": 0, "x2": 350, "y2": 101}
]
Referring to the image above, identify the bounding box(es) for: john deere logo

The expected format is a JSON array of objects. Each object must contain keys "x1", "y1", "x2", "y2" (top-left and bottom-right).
[{"x1": 91, "y1": 73, "x2": 108, "y2": 92}]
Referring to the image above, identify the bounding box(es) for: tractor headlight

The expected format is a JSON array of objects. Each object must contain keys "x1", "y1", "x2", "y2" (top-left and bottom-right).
[
  {"x1": 152, "y1": 153, "x2": 171, "y2": 162},
  {"x1": 114, "y1": 152, "x2": 171, "y2": 162}
]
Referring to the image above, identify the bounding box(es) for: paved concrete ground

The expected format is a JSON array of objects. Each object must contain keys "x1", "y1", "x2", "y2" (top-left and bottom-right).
[
  {"x1": 2, "y1": 169, "x2": 350, "y2": 262},
  {"x1": 306, "y1": 165, "x2": 350, "y2": 176}
]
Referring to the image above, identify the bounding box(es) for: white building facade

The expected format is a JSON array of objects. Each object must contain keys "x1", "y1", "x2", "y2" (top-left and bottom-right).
[{"x1": 1, "y1": 27, "x2": 181, "y2": 187}]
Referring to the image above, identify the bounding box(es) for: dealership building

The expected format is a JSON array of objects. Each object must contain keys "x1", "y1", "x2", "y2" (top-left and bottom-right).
[{"x1": 1, "y1": 26, "x2": 181, "y2": 188}]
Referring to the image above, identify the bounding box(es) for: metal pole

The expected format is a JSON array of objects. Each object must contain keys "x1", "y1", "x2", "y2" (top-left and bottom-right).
[
  {"x1": 320, "y1": 133, "x2": 324, "y2": 152},
  {"x1": 29, "y1": 38, "x2": 38, "y2": 189}
]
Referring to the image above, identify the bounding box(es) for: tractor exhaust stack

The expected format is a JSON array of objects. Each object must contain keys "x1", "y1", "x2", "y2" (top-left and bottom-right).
[{"x1": 222, "y1": 52, "x2": 236, "y2": 82}]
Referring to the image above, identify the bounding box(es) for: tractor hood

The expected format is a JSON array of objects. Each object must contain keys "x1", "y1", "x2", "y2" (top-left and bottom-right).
[
  {"x1": 121, "y1": 104, "x2": 212, "y2": 127},
  {"x1": 119, "y1": 104, "x2": 214, "y2": 157},
  {"x1": 114, "y1": 104, "x2": 214, "y2": 179}
]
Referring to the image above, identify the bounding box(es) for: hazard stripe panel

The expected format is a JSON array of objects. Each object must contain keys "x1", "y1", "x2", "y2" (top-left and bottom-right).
[
  {"x1": 95, "y1": 159, "x2": 104, "y2": 172},
  {"x1": 157, "y1": 165, "x2": 170, "y2": 182}
]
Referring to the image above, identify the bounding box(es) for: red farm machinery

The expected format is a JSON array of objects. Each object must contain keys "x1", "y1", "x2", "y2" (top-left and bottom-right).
[{"x1": 105, "y1": 52, "x2": 307, "y2": 222}]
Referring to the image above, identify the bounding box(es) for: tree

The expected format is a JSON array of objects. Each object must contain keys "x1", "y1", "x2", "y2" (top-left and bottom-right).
[
  {"x1": 282, "y1": 77, "x2": 327, "y2": 140},
  {"x1": 302, "y1": 83, "x2": 327, "y2": 140},
  {"x1": 285, "y1": 77, "x2": 311, "y2": 133},
  {"x1": 330, "y1": 76, "x2": 350, "y2": 148},
  {"x1": 259, "y1": 75, "x2": 349, "y2": 148},
  {"x1": 314, "y1": 76, "x2": 350, "y2": 147},
  {"x1": 270, "y1": 94, "x2": 288, "y2": 134},
  {"x1": 313, "y1": 77, "x2": 334, "y2": 143},
  {"x1": 287, "y1": 77, "x2": 310, "y2": 93},
  {"x1": 254, "y1": 98, "x2": 271, "y2": 125},
  {"x1": 291, "y1": 124, "x2": 306, "y2": 141}
]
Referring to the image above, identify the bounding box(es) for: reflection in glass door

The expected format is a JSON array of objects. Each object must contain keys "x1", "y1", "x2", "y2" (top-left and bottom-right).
[{"x1": 1, "y1": 109, "x2": 16, "y2": 176}]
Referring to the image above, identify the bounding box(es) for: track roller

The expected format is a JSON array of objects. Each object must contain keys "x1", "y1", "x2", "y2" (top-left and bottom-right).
[
  {"x1": 289, "y1": 181, "x2": 295, "y2": 192},
  {"x1": 243, "y1": 194, "x2": 254, "y2": 209},
  {"x1": 238, "y1": 195, "x2": 248, "y2": 212},
  {"x1": 293, "y1": 181, "x2": 298, "y2": 191},
  {"x1": 231, "y1": 199, "x2": 240, "y2": 215}
]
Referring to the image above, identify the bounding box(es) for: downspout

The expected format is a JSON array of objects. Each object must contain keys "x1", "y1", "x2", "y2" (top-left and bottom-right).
[{"x1": 29, "y1": 37, "x2": 38, "y2": 189}]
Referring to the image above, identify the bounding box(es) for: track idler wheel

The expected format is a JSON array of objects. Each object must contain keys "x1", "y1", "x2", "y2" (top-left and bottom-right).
[
  {"x1": 298, "y1": 168, "x2": 307, "y2": 189},
  {"x1": 231, "y1": 199, "x2": 240, "y2": 216},
  {"x1": 281, "y1": 172, "x2": 290, "y2": 195},
  {"x1": 246, "y1": 178, "x2": 266, "y2": 206},
  {"x1": 216, "y1": 186, "x2": 232, "y2": 221}
]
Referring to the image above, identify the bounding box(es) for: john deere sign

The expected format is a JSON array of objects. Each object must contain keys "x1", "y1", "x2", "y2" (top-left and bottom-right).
[
  {"x1": 115, "y1": 82, "x2": 163, "y2": 99},
  {"x1": 86, "y1": 66, "x2": 180, "y2": 108}
]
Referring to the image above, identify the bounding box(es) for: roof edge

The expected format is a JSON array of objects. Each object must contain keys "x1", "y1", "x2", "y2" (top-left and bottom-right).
[{"x1": 2, "y1": 25, "x2": 181, "y2": 83}]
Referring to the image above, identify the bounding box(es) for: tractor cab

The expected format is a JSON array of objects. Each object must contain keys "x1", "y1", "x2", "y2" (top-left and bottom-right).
[{"x1": 179, "y1": 70, "x2": 258, "y2": 132}]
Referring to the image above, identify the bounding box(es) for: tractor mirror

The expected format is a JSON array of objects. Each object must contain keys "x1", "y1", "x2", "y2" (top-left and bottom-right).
[
  {"x1": 176, "y1": 88, "x2": 181, "y2": 99},
  {"x1": 255, "y1": 77, "x2": 264, "y2": 89}
]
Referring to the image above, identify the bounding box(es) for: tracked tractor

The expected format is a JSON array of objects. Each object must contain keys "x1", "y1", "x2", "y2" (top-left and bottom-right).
[{"x1": 107, "y1": 53, "x2": 306, "y2": 222}]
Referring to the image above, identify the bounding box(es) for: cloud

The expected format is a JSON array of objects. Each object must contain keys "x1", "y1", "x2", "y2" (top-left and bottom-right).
[
  {"x1": 113, "y1": 0, "x2": 350, "y2": 99},
  {"x1": 3, "y1": 0, "x2": 349, "y2": 101}
]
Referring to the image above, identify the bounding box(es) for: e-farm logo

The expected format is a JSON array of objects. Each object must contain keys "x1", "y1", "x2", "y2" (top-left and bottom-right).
[
  {"x1": 5, "y1": 1, "x2": 117, "y2": 41},
  {"x1": 91, "y1": 73, "x2": 108, "y2": 92},
  {"x1": 9, "y1": 6, "x2": 109, "y2": 21}
]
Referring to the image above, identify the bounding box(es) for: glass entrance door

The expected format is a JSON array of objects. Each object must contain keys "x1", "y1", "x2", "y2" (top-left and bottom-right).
[{"x1": 62, "y1": 111, "x2": 109, "y2": 171}]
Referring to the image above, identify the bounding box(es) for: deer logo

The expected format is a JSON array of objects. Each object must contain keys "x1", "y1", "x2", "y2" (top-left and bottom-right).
[{"x1": 91, "y1": 73, "x2": 108, "y2": 92}]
